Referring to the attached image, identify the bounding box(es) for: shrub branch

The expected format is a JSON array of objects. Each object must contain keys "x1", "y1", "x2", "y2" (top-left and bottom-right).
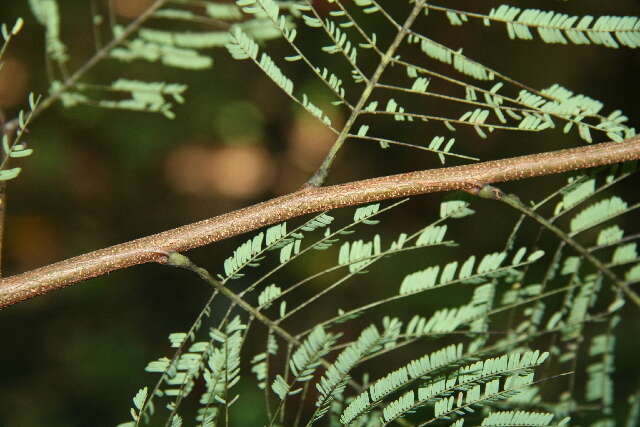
[{"x1": 0, "y1": 136, "x2": 639, "y2": 308}]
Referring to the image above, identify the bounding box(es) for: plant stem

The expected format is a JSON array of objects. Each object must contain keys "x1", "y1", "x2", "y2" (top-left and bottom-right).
[
  {"x1": 3, "y1": 0, "x2": 168, "y2": 129},
  {"x1": 0, "y1": 181, "x2": 5, "y2": 277},
  {"x1": 165, "y1": 252, "x2": 300, "y2": 345},
  {"x1": 0, "y1": 136, "x2": 639, "y2": 308},
  {"x1": 475, "y1": 184, "x2": 640, "y2": 307},
  {"x1": 306, "y1": 0, "x2": 426, "y2": 187},
  {"x1": 164, "y1": 252, "x2": 382, "y2": 422}
]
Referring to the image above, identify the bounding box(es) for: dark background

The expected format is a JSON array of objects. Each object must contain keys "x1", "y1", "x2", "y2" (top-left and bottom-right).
[{"x1": 0, "y1": 1, "x2": 639, "y2": 425}]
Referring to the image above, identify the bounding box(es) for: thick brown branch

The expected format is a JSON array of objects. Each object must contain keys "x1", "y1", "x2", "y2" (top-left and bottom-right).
[{"x1": 1, "y1": 137, "x2": 639, "y2": 308}]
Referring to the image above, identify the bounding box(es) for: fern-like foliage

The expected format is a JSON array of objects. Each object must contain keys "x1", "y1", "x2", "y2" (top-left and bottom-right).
[
  {"x1": 119, "y1": 156, "x2": 639, "y2": 425},
  {"x1": 20, "y1": 0, "x2": 638, "y2": 172},
  {"x1": 0, "y1": 94, "x2": 39, "y2": 181},
  {"x1": 110, "y1": 1, "x2": 640, "y2": 423},
  {"x1": 0, "y1": 17, "x2": 38, "y2": 182},
  {"x1": 25, "y1": 0, "x2": 292, "y2": 119},
  {"x1": 220, "y1": 0, "x2": 637, "y2": 186},
  {"x1": 17, "y1": 0, "x2": 639, "y2": 425},
  {"x1": 444, "y1": 5, "x2": 640, "y2": 49}
]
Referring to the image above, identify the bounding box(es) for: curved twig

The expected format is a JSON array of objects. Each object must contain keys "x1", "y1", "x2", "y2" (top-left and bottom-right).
[{"x1": 0, "y1": 136, "x2": 639, "y2": 308}]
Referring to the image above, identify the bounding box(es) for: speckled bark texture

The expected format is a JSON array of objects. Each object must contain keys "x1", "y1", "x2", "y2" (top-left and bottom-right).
[{"x1": 1, "y1": 136, "x2": 639, "y2": 308}]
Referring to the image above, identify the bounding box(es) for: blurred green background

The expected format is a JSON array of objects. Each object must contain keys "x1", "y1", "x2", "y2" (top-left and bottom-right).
[{"x1": 0, "y1": 1, "x2": 639, "y2": 426}]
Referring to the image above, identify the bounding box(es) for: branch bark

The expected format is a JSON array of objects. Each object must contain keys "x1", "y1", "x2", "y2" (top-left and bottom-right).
[{"x1": 1, "y1": 136, "x2": 639, "y2": 308}]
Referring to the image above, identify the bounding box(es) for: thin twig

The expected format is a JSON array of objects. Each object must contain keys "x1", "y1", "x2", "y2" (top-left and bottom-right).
[
  {"x1": 1, "y1": 0, "x2": 169, "y2": 131},
  {"x1": 0, "y1": 182, "x2": 5, "y2": 277},
  {"x1": 163, "y1": 252, "x2": 376, "y2": 416},
  {"x1": 165, "y1": 252, "x2": 298, "y2": 346},
  {"x1": 475, "y1": 184, "x2": 640, "y2": 307},
  {"x1": 306, "y1": 0, "x2": 427, "y2": 186},
  {"x1": 0, "y1": 109, "x2": 17, "y2": 277},
  {"x1": 0, "y1": 136, "x2": 639, "y2": 308}
]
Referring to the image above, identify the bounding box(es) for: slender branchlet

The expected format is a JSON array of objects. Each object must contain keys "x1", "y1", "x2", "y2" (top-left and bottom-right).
[
  {"x1": 306, "y1": 0, "x2": 427, "y2": 187},
  {"x1": 0, "y1": 135, "x2": 639, "y2": 308},
  {"x1": 165, "y1": 252, "x2": 300, "y2": 346},
  {"x1": 10, "y1": 0, "x2": 169, "y2": 128},
  {"x1": 475, "y1": 183, "x2": 640, "y2": 307}
]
